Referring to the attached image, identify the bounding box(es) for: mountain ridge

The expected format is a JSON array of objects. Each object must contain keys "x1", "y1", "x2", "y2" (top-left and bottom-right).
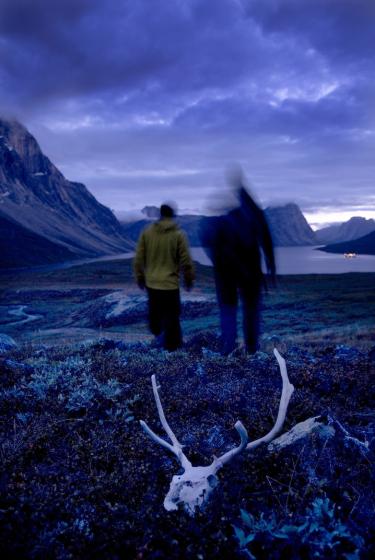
[
  {"x1": 315, "y1": 216, "x2": 375, "y2": 244},
  {"x1": 319, "y1": 230, "x2": 375, "y2": 256},
  {"x1": 0, "y1": 211, "x2": 78, "y2": 269},
  {"x1": 0, "y1": 118, "x2": 132, "y2": 266},
  {"x1": 122, "y1": 203, "x2": 317, "y2": 247},
  {"x1": 264, "y1": 203, "x2": 316, "y2": 246}
]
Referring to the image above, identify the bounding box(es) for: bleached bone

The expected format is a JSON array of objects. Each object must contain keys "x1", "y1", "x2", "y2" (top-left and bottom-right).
[
  {"x1": 247, "y1": 348, "x2": 294, "y2": 451},
  {"x1": 267, "y1": 416, "x2": 335, "y2": 453},
  {"x1": 140, "y1": 348, "x2": 294, "y2": 515},
  {"x1": 140, "y1": 375, "x2": 248, "y2": 514}
]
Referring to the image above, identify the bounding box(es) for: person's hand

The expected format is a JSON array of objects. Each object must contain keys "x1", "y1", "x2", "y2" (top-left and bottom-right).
[
  {"x1": 184, "y1": 278, "x2": 193, "y2": 291},
  {"x1": 137, "y1": 278, "x2": 146, "y2": 290}
]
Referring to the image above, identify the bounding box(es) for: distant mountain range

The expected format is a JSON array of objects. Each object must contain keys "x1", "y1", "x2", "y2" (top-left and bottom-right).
[
  {"x1": 0, "y1": 118, "x2": 132, "y2": 268},
  {"x1": 1, "y1": 118, "x2": 373, "y2": 269},
  {"x1": 123, "y1": 203, "x2": 317, "y2": 247},
  {"x1": 131, "y1": 205, "x2": 375, "y2": 251},
  {"x1": 319, "y1": 230, "x2": 375, "y2": 256},
  {"x1": 315, "y1": 217, "x2": 375, "y2": 244}
]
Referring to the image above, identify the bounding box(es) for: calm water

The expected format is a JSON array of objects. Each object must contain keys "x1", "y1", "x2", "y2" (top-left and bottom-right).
[
  {"x1": 3, "y1": 247, "x2": 375, "y2": 276},
  {"x1": 190, "y1": 246, "x2": 375, "y2": 274}
]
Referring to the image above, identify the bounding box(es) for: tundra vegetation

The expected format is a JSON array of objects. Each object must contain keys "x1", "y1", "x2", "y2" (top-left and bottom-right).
[{"x1": 0, "y1": 261, "x2": 374, "y2": 559}]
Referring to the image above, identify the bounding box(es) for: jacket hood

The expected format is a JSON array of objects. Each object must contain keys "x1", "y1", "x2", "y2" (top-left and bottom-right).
[{"x1": 153, "y1": 218, "x2": 179, "y2": 233}]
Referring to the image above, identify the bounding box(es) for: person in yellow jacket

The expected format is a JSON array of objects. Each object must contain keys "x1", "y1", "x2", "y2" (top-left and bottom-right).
[{"x1": 133, "y1": 203, "x2": 195, "y2": 351}]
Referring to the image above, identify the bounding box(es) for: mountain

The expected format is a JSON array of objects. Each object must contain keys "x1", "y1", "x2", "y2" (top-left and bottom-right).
[
  {"x1": 0, "y1": 118, "x2": 132, "y2": 265},
  {"x1": 0, "y1": 212, "x2": 77, "y2": 268},
  {"x1": 176, "y1": 215, "x2": 211, "y2": 246},
  {"x1": 315, "y1": 217, "x2": 375, "y2": 244},
  {"x1": 121, "y1": 214, "x2": 208, "y2": 246},
  {"x1": 319, "y1": 230, "x2": 375, "y2": 256},
  {"x1": 141, "y1": 205, "x2": 160, "y2": 218},
  {"x1": 122, "y1": 203, "x2": 316, "y2": 247},
  {"x1": 264, "y1": 203, "x2": 316, "y2": 246},
  {"x1": 121, "y1": 219, "x2": 152, "y2": 244}
]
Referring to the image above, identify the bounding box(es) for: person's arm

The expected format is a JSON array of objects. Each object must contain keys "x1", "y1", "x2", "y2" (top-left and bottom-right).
[
  {"x1": 133, "y1": 231, "x2": 146, "y2": 289},
  {"x1": 260, "y1": 213, "x2": 276, "y2": 283},
  {"x1": 177, "y1": 232, "x2": 195, "y2": 290},
  {"x1": 199, "y1": 217, "x2": 220, "y2": 263}
]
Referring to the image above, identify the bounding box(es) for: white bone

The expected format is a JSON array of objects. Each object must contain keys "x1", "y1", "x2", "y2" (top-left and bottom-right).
[
  {"x1": 140, "y1": 348, "x2": 294, "y2": 515},
  {"x1": 247, "y1": 348, "x2": 294, "y2": 451}
]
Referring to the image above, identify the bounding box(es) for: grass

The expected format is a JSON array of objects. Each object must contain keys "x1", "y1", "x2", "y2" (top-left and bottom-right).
[
  {"x1": 1, "y1": 257, "x2": 374, "y2": 348},
  {"x1": 0, "y1": 337, "x2": 374, "y2": 559},
  {"x1": 0, "y1": 259, "x2": 374, "y2": 558}
]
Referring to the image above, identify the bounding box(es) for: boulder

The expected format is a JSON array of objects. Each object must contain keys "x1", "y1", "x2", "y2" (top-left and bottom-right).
[
  {"x1": 267, "y1": 416, "x2": 335, "y2": 453},
  {"x1": 0, "y1": 333, "x2": 17, "y2": 354}
]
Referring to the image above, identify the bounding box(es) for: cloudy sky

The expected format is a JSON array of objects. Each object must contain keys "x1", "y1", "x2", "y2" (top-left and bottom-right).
[{"x1": 1, "y1": 0, "x2": 374, "y2": 226}]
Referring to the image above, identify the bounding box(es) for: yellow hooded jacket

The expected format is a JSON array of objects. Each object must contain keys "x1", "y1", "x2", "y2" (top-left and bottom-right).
[{"x1": 133, "y1": 218, "x2": 195, "y2": 290}]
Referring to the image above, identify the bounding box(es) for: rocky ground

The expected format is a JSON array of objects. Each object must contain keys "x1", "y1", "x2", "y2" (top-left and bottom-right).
[
  {"x1": 0, "y1": 265, "x2": 374, "y2": 558},
  {"x1": 1, "y1": 261, "x2": 374, "y2": 348},
  {"x1": 0, "y1": 331, "x2": 374, "y2": 559}
]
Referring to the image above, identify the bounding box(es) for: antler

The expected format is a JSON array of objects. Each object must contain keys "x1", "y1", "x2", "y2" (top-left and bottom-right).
[
  {"x1": 140, "y1": 374, "x2": 248, "y2": 514},
  {"x1": 140, "y1": 375, "x2": 192, "y2": 471},
  {"x1": 140, "y1": 348, "x2": 294, "y2": 515},
  {"x1": 246, "y1": 348, "x2": 294, "y2": 451},
  {"x1": 214, "y1": 420, "x2": 248, "y2": 468}
]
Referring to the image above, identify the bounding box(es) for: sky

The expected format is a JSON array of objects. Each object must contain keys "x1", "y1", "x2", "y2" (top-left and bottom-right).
[{"x1": 0, "y1": 0, "x2": 374, "y2": 226}]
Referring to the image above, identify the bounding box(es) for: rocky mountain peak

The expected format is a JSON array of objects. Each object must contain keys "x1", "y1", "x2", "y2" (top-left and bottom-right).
[
  {"x1": 316, "y1": 216, "x2": 375, "y2": 244},
  {"x1": 264, "y1": 203, "x2": 316, "y2": 246},
  {"x1": 0, "y1": 118, "x2": 54, "y2": 177},
  {"x1": 0, "y1": 117, "x2": 132, "y2": 261}
]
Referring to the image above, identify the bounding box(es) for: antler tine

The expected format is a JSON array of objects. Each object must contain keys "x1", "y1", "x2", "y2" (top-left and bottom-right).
[
  {"x1": 139, "y1": 420, "x2": 176, "y2": 455},
  {"x1": 140, "y1": 375, "x2": 192, "y2": 470},
  {"x1": 246, "y1": 348, "x2": 294, "y2": 451},
  {"x1": 214, "y1": 420, "x2": 248, "y2": 468},
  {"x1": 140, "y1": 348, "x2": 297, "y2": 515},
  {"x1": 151, "y1": 374, "x2": 182, "y2": 449}
]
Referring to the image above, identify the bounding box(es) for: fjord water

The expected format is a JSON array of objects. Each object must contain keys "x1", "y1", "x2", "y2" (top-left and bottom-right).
[
  {"x1": 2, "y1": 246, "x2": 375, "y2": 276},
  {"x1": 191, "y1": 246, "x2": 375, "y2": 274}
]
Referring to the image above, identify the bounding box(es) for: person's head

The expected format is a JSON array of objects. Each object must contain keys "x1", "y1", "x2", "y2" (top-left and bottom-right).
[
  {"x1": 238, "y1": 186, "x2": 259, "y2": 213},
  {"x1": 160, "y1": 203, "x2": 176, "y2": 218},
  {"x1": 226, "y1": 164, "x2": 257, "y2": 209},
  {"x1": 226, "y1": 163, "x2": 244, "y2": 190}
]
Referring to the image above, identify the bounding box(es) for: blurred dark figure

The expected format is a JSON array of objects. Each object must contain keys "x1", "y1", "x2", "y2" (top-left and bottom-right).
[
  {"x1": 134, "y1": 203, "x2": 195, "y2": 351},
  {"x1": 201, "y1": 180, "x2": 275, "y2": 355}
]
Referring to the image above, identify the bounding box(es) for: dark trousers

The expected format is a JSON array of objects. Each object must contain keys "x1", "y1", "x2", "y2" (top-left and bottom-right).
[
  {"x1": 147, "y1": 288, "x2": 182, "y2": 351},
  {"x1": 215, "y1": 276, "x2": 261, "y2": 355}
]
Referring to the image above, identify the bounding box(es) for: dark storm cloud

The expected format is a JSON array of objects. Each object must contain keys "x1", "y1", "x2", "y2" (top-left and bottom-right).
[
  {"x1": 246, "y1": 0, "x2": 375, "y2": 63},
  {"x1": 0, "y1": 0, "x2": 374, "y2": 221},
  {"x1": 0, "y1": 0, "x2": 253, "y2": 105}
]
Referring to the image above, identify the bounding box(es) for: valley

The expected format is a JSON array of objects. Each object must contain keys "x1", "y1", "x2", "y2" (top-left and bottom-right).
[{"x1": 1, "y1": 258, "x2": 374, "y2": 349}]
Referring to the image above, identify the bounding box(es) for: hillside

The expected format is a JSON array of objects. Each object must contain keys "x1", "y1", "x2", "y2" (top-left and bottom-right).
[
  {"x1": 0, "y1": 119, "x2": 132, "y2": 264},
  {"x1": 0, "y1": 212, "x2": 78, "y2": 269},
  {"x1": 264, "y1": 203, "x2": 316, "y2": 246},
  {"x1": 1, "y1": 258, "x2": 374, "y2": 558},
  {"x1": 0, "y1": 326, "x2": 374, "y2": 558},
  {"x1": 316, "y1": 217, "x2": 375, "y2": 244},
  {"x1": 319, "y1": 230, "x2": 375, "y2": 255}
]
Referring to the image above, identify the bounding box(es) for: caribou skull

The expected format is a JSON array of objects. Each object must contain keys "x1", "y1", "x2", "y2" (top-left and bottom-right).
[{"x1": 140, "y1": 348, "x2": 294, "y2": 515}]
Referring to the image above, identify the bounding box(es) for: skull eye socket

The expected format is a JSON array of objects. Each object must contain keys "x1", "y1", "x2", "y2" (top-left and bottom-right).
[{"x1": 207, "y1": 474, "x2": 218, "y2": 489}]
